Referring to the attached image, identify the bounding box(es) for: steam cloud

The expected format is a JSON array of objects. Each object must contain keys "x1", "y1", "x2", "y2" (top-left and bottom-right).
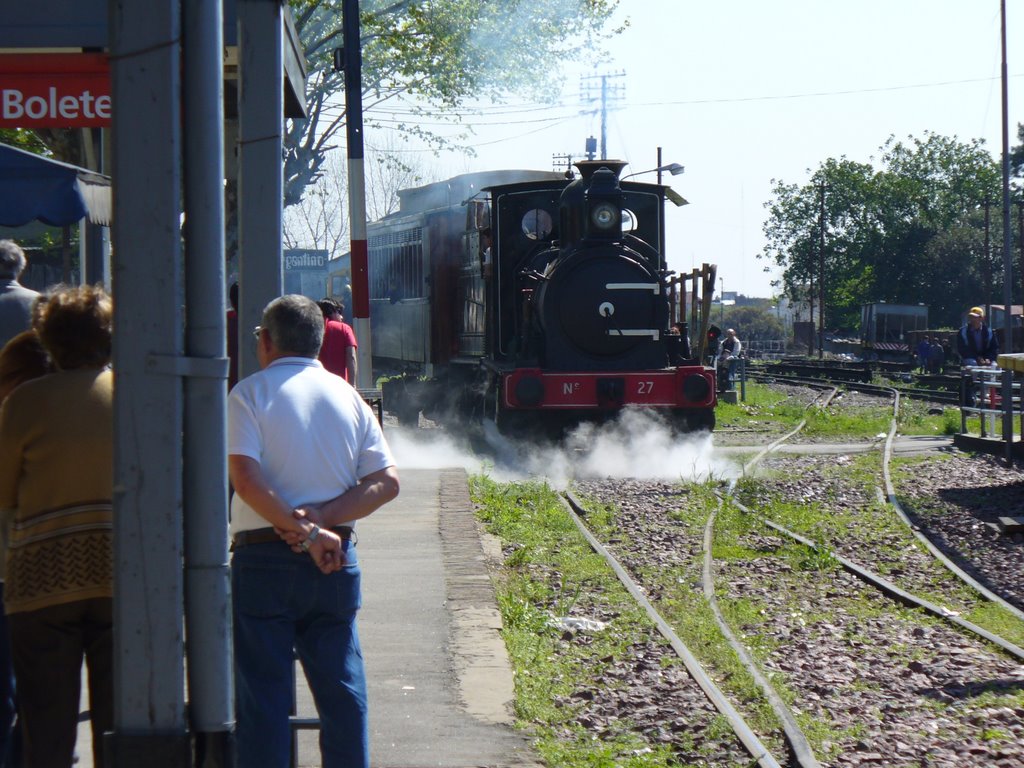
[{"x1": 387, "y1": 409, "x2": 740, "y2": 488}]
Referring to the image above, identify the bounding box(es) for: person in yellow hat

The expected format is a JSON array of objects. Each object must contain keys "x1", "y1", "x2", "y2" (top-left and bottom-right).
[{"x1": 956, "y1": 306, "x2": 998, "y2": 367}]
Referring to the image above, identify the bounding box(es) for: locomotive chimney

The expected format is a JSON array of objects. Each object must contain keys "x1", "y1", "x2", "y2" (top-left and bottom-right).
[{"x1": 573, "y1": 159, "x2": 628, "y2": 181}]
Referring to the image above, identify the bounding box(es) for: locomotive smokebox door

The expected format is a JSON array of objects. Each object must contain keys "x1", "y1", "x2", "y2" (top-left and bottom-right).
[{"x1": 535, "y1": 244, "x2": 665, "y2": 370}]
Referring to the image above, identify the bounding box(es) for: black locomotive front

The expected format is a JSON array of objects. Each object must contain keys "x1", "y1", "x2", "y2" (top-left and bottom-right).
[
  {"x1": 529, "y1": 162, "x2": 669, "y2": 371},
  {"x1": 484, "y1": 160, "x2": 716, "y2": 430}
]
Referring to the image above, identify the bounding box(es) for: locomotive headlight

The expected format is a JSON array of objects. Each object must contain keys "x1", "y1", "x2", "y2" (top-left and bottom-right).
[
  {"x1": 591, "y1": 202, "x2": 620, "y2": 231},
  {"x1": 583, "y1": 167, "x2": 624, "y2": 240}
]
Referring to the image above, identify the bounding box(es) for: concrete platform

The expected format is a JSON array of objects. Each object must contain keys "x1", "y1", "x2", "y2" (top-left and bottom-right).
[{"x1": 346, "y1": 467, "x2": 539, "y2": 768}]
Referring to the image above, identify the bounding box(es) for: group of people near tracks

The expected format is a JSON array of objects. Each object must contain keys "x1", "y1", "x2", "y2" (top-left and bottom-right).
[
  {"x1": 0, "y1": 238, "x2": 398, "y2": 768},
  {"x1": 915, "y1": 335, "x2": 950, "y2": 374}
]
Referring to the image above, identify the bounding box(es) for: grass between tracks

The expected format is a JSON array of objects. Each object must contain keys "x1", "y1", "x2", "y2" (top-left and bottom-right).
[
  {"x1": 715, "y1": 382, "x2": 960, "y2": 438},
  {"x1": 710, "y1": 490, "x2": 1024, "y2": 758},
  {"x1": 734, "y1": 452, "x2": 1024, "y2": 649},
  {"x1": 470, "y1": 475, "x2": 784, "y2": 767}
]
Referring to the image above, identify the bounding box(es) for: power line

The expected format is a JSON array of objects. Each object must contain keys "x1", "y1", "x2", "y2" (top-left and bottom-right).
[
  {"x1": 631, "y1": 73, "x2": 1024, "y2": 107},
  {"x1": 321, "y1": 71, "x2": 1024, "y2": 122}
]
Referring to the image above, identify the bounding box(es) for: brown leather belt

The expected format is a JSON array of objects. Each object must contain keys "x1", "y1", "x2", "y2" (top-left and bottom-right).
[{"x1": 231, "y1": 525, "x2": 355, "y2": 550}]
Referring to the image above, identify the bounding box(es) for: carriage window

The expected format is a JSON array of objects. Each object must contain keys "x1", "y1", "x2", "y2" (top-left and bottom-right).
[{"x1": 521, "y1": 208, "x2": 553, "y2": 240}]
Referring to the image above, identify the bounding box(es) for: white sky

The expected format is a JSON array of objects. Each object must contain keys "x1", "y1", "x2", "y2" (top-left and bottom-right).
[{"x1": 371, "y1": 0, "x2": 1022, "y2": 300}]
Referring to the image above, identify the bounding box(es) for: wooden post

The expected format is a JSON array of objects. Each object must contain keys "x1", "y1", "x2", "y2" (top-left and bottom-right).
[{"x1": 697, "y1": 263, "x2": 717, "y2": 364}]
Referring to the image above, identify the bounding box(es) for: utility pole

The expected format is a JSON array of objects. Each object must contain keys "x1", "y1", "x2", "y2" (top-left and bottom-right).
[
  {"x1": 808, "y1": 274, "x2": 814, "y2": 356},
  {"x1": 999, "y1": 0, "x2": 1013, "y2": 454},
  {"x1": 551, "y1": 153, "x2": 574, "y2": 173},
  {"x1": 580, "y1": 72, "x2": 625, "y2": 159},
  {"x1": 984, "y1": 197, "x2": 992, "y2": 318},
  {"x1": 818, "y1": 181, "x2": 826, "y2": 360},
  {"x1": 1018, "y1": 199, "x2": 1023, "y2": 339}
]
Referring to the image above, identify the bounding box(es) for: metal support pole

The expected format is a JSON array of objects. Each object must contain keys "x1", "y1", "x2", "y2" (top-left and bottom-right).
[
  {"x1": 807, "y1": 276, "x2": 814, "y2": 356},
  {"x1": 183, "y1": 0, "x2": 234, "y2": 764},
  {"x1": 1018, "y1": 200, "x2": 1023, "y2": 328},
  {"x1": 83, "y1": 129, "x2": 108, "y2": 287},
  {"x1": 344, "y1": 0, "x2": 373, "y2": 390},
  {"x1": 238, "y1": 0, "x2": 285, "y2": 380},
  {"x1": 108, "y1": 0, "x2": 189, "y2": 763},
  {"x1": 1000, "y1": 0, "x2": 1014, "y2": 458}
]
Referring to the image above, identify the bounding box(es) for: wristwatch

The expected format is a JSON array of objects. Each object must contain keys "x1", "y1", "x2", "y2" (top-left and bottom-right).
[{"x1": 300, "y1": 524, "x2": 321, "y2": 552}]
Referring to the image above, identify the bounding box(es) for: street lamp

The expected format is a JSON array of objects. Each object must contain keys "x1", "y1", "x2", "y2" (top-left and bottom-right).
[{"x1": 620, "y1": 163, "x2": 685, "y2": 182}]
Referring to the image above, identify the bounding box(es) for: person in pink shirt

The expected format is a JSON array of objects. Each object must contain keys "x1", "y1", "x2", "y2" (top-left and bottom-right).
[{"x1": 317, "y1": 298, "x2": 358, "y2": 384}]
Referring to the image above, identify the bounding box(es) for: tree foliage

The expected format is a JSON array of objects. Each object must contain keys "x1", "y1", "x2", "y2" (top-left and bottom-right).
[
  {"x1": 1011, "y1": 122, "x2": 1024, "y2": 178},
  {"x1": 283, "y1": 133, "x2": 436, "y2": 257},
  {"x1": 721, "y1": 305, "x2": 786, "y2": 343},
  {"x1": 759, "y1": 132, "x2": 1005, "y2": 329},
  {"x1": 285, "y1": 0, "x2": 622, "y2": 208},
  {"x1": 0, "y1": 128, "x2": 49, "y2": 155}
]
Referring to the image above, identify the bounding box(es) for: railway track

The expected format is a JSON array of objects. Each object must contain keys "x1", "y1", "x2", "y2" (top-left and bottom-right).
[
  {"x1": 746, "y1": 368, "x2": 960, "y2": 405},
  {"x1": 555, "y1": 381, "x2": 1024, "y2": 766}
]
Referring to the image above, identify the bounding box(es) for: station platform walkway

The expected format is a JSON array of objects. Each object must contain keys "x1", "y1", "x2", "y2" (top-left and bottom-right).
[
  {"x1": 74, "y1": 467, "x2": 539, "y2": 768},
  {"x1": 296, "y1": 467, "x2": 540, "y2": 767}
]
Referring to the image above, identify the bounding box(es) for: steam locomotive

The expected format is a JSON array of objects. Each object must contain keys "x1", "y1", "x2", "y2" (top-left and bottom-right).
[{"x1": 332, "y1": 160, "x2": 717, "y2": 435}]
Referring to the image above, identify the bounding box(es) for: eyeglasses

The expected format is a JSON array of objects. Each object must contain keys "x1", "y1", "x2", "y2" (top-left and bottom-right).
[{"x1": 252, "y1": 326, "x2": 263, "y2": 340}]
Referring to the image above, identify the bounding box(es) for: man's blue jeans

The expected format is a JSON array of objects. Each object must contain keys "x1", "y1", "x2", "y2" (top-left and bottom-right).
[{"x1": 232, "y1": 540, "x2": 367, "y2": 768}]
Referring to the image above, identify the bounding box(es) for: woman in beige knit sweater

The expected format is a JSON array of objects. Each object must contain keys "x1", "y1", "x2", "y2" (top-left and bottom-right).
[{"x1": 0, "y1": 285, "x2": 113, "y2": 768}]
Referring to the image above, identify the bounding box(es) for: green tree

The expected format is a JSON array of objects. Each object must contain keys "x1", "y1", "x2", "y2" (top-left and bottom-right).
[
  {"x1": 0, "y1": 128, "x2": 49, "y2": 155},
  {"x1": 761, "y1": 157, "x2": 877, "y2": 330},
  {"x1": 285, "y1": 0, "x2": 622, "y2": 207},
  {"x1": 721, "y1": 305, "x2": 785, "y2": 343},
  {"x1": 1011, "y1": 122, "x2": 1024, "y2": 178},
  {"x1": 759, "y1": 132, "x2": 1003, "y2": 329}
]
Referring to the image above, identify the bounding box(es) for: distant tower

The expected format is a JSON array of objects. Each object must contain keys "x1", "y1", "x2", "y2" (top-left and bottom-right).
[{"x1": 579, "y1": 71, "x2": 625, "y2": 159}]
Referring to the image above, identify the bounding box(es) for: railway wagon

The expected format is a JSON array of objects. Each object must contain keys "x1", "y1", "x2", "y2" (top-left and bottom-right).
[
  {"x1": 859, "y1": 302, "x2": 928, "y2": 361},
  {"x1": 335, "y1": 161, "x2": 717, "y2": 435}
]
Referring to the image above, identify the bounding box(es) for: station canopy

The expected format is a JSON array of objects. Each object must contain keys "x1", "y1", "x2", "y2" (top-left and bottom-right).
[{"x1": 0, "y1": 142, "x2": 111, "y2": 227}]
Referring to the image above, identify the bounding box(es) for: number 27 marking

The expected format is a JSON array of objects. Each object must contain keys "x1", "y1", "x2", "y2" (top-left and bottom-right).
[{"x1": 636, "y1": 380, "x2": 654, "y2": 395}]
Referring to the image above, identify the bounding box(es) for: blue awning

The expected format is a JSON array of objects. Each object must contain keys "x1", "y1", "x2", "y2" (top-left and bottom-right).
[{"x1": 0, "y1": 143, "x2": 111, "y2": 227}]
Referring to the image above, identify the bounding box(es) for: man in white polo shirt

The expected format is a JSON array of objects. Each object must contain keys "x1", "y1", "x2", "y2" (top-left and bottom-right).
[{"x1": 228, "y1": 294, "x2": 399, "y2": 768}]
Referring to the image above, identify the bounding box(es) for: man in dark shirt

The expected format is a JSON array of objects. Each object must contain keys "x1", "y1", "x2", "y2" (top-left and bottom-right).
[
  {"x1": 0, "y1": 240, "x2": 40, "y2": 350},
  {"x1": 956, "y1": 306, "x2": 998, "y2": 366},
  {"x1": 956, "y1": 306, "x2": 999, "y2": 407}
]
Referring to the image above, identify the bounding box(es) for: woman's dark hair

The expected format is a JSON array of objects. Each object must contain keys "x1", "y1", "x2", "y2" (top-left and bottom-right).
[
  {"x1": 316, "y1": 297, "x2": 344, "y2": 320},
  {"x1": 0, "y1": 330, "x2": 52, "y2": 401},
  {"x1": 35, "y1": 284, "x2": 113, "y2": 370}
]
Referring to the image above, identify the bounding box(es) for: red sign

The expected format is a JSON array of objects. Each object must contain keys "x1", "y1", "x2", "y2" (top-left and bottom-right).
[{"x1": 0, "y1": 53, "x2": 111, "y2": 128}]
